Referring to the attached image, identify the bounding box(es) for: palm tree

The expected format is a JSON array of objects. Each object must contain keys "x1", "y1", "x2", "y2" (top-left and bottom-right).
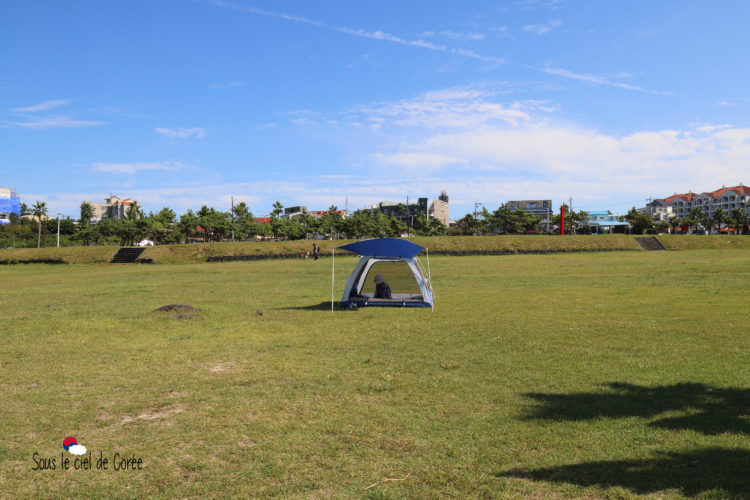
[
  {"x1": 80, "y1": 201, "x2": 94, "y2": 227},
  {"x1": 712, "y1": 207, "x2": 725, "y2": 235},
  {"x1": 32, "y1": 200, "x2": 48, "y2": 248}
]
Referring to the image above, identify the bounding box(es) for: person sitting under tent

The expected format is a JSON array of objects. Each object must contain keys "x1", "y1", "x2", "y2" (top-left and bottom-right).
[{"x1": 373, "y1": 274, "x2": 392, "y2": 299}]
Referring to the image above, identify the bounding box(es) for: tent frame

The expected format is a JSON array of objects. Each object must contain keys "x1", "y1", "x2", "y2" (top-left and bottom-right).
[{"x1": 333, "y1": 257, "x2": 433, "y2": 311}]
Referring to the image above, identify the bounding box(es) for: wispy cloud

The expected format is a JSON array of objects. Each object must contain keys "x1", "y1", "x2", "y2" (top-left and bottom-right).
[
  {"x1": 11, "y1": 99, "x2": 73, "y2": 113},
  {"x1": 522, "y1": 20, "x2": 562, "y2": 35},
  {"x1": 156, "y1": 127, "x2": 207, "y2": 138},
  {"x1": 350, "y1": 86, "x2": 542, "y2": 129},
  {"x1": 91, "y1": 161, "x2": 187, "y2": 174},
  {"x1": 423, "y1": 30, "x2": 486, "y2": 41},
  {"x1": 542, "y1": 67, "x2": 668, "y2": 94},
  {"x1": 517, "y1": 0, "x2": 565, "y2": 10},
  {"x1": 210, "y1": 81, "x2": 243, "y2": 89},
  {"x1": 6, "y1": 116, "x2": 105, "y2": 129},
  {"x1": 207, "y1": 1, "x2": 505, "y2": 64},
  {"x1": 6, "y1": 98, "x2": 106, "y2": 128},
  {"x1": 253, "y1": 122, "x2": 277, "y2": 130}
]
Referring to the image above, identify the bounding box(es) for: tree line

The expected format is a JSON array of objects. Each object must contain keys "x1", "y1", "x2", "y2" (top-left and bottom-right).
[
  {"x1": 624, "y1": 206, "x2": 749, "y2": 235},
  {"x1": 3, "y1": 200, "x2": 747, "y2": 249},
  {"x1": 0, "y1": 200, "x2": 450, "y2": 248}
]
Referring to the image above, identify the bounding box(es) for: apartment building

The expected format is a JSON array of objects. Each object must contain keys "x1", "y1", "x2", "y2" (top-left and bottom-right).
[
  {"x1": 86, "y1": 195, "x2": 135, "y2": 223},
  {"x1": 646, "y1": 184, "x2": 750, "y2": 220}
]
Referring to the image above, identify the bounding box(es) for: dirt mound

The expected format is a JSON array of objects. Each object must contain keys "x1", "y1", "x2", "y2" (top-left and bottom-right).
[{"x1": 154, "y1": 304, "x2": 198, "y2": 313}]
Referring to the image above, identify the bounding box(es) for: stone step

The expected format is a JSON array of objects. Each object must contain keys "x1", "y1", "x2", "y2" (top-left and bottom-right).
[
  {"x1": 110, "y1": 247, "x2": 145, "y2": 263},
  {"x1": 634, "y1": 236, "x2": 666, "y2": 251}
]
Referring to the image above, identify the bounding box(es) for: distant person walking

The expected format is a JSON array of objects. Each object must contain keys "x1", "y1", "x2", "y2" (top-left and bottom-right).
[{"x1": 313, "y1": 243, "x2": 320, "y2": 260}]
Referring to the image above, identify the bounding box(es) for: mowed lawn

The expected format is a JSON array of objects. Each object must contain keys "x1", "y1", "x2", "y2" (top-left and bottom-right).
[{"x1": 1, "y1": 251, "x2": 748, "y2": 499}]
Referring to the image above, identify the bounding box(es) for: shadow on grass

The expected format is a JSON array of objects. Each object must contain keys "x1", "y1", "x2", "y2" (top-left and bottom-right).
[
  {"x1": 500, "y1": 447, "x2": 750, "y2": 498},
  {"x1": 523, "y1": 382, "x2": 750, "y2": 435},
  {"x1": 279, "y1": 301, "x2": 348, "y2": 311}
]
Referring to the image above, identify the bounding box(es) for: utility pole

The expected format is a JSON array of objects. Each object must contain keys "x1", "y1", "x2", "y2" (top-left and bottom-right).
[
  {"x1": 474, "y1": 201, "x2": 483, "y2": 219},
  {"x1": 231, "y1": 196, "x2": 235, "y2": 243},
  {"x1": 406, "y1": 196, "x2": 411, "y2": 238},
  {"x1": 56, "y1": 212, "x2": 62, "y2": 247}
]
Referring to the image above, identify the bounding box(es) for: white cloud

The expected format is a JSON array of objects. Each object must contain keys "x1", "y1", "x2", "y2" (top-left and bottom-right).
[
  {"x1": 6, "y1": 116, "x2": 106, "y2": 129},
  {"x1": 11, "y1": 99, "x2": 73, "y2": 113},
  {"x1": 155, "y1": 127, "x2": 207, "y2": 139},
  {"x1": 208, "y1": 1, "x2": 505, "y2": 64},
  {"x1": 210, "y1": 81, "x2": 243, "y2": 89},
  {"x1": 522, "y1": 20, "x2": 562, "y2": 35},
  {"x1": 68, "y1": 444, "x2": 87, "y2": 455},
  {"x1": 542, "y1": 67, "x2": 667, "y2": 94},
  {"x1": 351, "y1": 86, "x2": 539, "y2": 129},
  {"x1": 254, "y1": 122, "x2": 277, "y2": 130},
  {"x1": 423, "y1": 30, "x2": 486, "y2": 41},
  {"x1": 372, "y1": 152, "x2": 463, "y2": 169},
  {"x1": 517, "y1": 0, "x2": 565, "y2": 10},
  {"x1": 91, "y1": 161, "x2": 186, "y2": 174}
]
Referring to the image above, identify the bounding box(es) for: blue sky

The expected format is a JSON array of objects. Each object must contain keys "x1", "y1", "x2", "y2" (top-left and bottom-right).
[{"x1": 2, "y1": 0, "x2": 750, "y2": 219}]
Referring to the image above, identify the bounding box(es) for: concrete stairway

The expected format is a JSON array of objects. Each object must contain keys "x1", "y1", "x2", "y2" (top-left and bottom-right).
[
  {"x1": 110, "y1": 247, "x2": 145, "y2": 263},
  {"x1": 634, "y1": 237, "x2": 666, "y2": 251}
]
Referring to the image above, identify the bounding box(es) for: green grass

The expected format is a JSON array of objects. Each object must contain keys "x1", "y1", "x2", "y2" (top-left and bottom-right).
[{"x1": 1, "y1": 251, "x2": 748, "y2": 498}]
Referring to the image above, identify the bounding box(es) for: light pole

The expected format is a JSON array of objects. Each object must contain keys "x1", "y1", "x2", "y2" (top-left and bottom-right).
[{"x1": 56, "y1": 212, "x2": 62, "y2": 247}]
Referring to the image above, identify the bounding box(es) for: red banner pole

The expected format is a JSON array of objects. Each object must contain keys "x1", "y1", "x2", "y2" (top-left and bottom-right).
[{"x1": 560, "y1": 205, "x2": 565, "y2": 236}]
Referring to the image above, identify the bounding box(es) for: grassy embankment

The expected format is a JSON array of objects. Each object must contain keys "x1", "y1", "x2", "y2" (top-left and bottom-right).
[
  {"x1": 3, "y1": 234, "x2": 750, "y2": 264},
  {"x1": 1, "y1": 250, "x2": 748, "y2": 498}
]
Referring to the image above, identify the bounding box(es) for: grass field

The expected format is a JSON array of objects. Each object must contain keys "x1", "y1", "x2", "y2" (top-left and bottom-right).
[{"x1": 1, "y1": 251, "x2": 748, "y2": 498}]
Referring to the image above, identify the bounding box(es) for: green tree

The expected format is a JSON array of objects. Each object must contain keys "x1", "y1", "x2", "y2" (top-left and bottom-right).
[
  {"x1": 32, "y1": 200, "x2": 48, "y2": 248},
  {"x1": 79, "y1": 202, "x2": 94, "y2": 227},
  {"x1": 712, "y1": 207, "x2": 725, "y2": 235},
  {"x1": 125, "y1": 201, "x2": 142, "y2": 221},
  {"x1": 668, "y1": 216, "x2": 681, "y2": 234},
  {"x1": 728, "y1": 207, "x2": 748, "y2": 234},
  {"x1": 231, "y1": 202, "x2": 255, "y2": 240},
  {"x1": 271, "y1": 201, "x2": 284, "y2": 219},
  {"x1": 552, "y1": 205, "x2": 588, "y2": 235},
  {"x1": 178, "y1": 210, "x2": 200, "y2": 243},
  {"x1": 625, "y1": 207, "x2": 654, "y2": 234},
  {"x1": 687, "y1": 207, "x2": 704, "y2": 234}
]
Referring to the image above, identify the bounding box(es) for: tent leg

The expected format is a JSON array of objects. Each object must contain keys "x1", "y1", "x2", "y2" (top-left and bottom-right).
[
  {"x1": 331, "y1": 249, "x2": 334, "y2": 312},
  {"x1": 426, "y1": 248, "x2": 434, "y2": 312}
]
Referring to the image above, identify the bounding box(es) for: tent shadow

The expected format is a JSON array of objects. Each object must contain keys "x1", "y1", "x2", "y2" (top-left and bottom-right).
[
  {"x1": 521, "y1": 382, "x2": 750, "y2": 436},
  {"x1": 499, "y1": 447, "x2": 750, "y2": 498},
  {"x1": 278, "y1": 301, "x2": 349, "y2": 311}
]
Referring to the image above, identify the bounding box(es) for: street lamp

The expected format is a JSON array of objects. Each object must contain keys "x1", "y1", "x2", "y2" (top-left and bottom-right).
[{"x1": 56, "y1": 212, "x2": 63, "y2": 247}]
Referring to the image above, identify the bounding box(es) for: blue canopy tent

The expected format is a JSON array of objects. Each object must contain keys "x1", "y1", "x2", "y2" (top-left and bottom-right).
[{"x1": 334, "y1": 238, "x2": 434, "y2": 309}]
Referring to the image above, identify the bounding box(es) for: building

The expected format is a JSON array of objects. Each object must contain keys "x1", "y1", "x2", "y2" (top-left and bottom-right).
[
  {"x1": 370, "y1": 198, "x2": 428, "y2": 219},
  {"x1": 644, "y1": 184, "x2": 750, "y2": 221},
  {"x1": 584, "y1": 211, "x2": 629, "y2": 233},
  {"x1": 308, "y1": 209, "x2": 347, "y2": 219},
  {"x1": 506, "y1": 200, "x2": 553, "y2": 219},
  {"x1": 283, "y1": 206, "x2": 307, "y2": 219},
  {"x1": 429, "y1": 191, "x2": 450, "y2": 226},
  {"x1": 642, "y1": 198, "x2": 673, "y2": 221},
  {"x1": 85, "y1": 195, "x2": 135, "y2": 223},
  {"x1": 0, "y1": 187, "x2": 21, "y2": 225}
]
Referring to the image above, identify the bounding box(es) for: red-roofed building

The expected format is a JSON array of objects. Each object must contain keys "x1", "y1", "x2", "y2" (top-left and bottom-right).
[
  {"x1": 85, "y1": 195, "x2": 137, "y2": 223},
  {"x1": 308, "y1": 210, "x2": 347, "y2": 218},
  {"x1": 645, "y1": 184, "x2": 750, "y2": 229}
]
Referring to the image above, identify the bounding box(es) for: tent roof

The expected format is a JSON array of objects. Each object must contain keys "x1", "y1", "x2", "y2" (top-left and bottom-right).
[{"x1": 337, "y1": 238, "x2": 423, "y2": 259}]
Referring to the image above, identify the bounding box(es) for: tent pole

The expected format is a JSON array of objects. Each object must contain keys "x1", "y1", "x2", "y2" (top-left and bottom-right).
[
  {"x1": 331, "y1": 248, "x2": 335, "y2": 312},
  {"x1": 426, "y1": 248, "x2": 433, "y2": 312}
]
